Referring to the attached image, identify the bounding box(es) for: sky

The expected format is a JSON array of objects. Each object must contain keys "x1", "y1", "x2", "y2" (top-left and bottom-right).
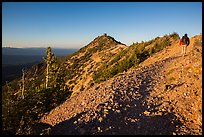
[{"x1": 2, "y1": 2, "x2": 202, "y2": 49}]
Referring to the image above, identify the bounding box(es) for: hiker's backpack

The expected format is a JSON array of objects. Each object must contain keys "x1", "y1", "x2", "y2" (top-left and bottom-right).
[{"x1": 181, "y1": 36, "x2": 187, "y2": 44}]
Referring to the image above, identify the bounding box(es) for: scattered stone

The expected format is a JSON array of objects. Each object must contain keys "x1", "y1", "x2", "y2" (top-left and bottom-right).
[
  {"x1": 97, "y1": 127, "x2": 102, "y2": 132},
  {"x1": 143, "y1": 111, "x2": 150, "y2": 116},
  {"x1": 98, "y1": 117, "x2": 103, "y2": 122},
  {"x1": 116, "y1": 110, "x2": 121, "y2": 113}
]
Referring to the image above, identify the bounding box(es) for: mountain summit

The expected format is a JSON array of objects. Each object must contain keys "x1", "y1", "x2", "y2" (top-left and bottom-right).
[
  {"x1": 92, "y1": 33, "x2": 124, "y2": 46},
  {"x1": 63, "y1": 33, "x2": 127, "y2": 94}
]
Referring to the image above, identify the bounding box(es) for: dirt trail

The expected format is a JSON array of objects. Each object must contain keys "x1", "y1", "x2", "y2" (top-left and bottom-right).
[{"x1": 31, "y1": 35, "x2": 202, "y2": 135}]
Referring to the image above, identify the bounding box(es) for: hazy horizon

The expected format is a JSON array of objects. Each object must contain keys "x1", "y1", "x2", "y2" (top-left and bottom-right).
[
  {"x1": 2, "y1": 46, "x2": 79, "y2": 49},
  {"x1": 2, "y1": 2, "x2": 202, "y2": 49}
]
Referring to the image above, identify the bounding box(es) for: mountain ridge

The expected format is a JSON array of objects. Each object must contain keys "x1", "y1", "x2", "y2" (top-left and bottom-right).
[
  {"x1": 63, "y1": 33, "x2": 127, "y2": 94},
  {"x1": 2, "y1": 33, "x2": 202, "y2": 135},
  {"x1": 35, "y1": 33, "x2": 202, "y2": 135},
  {"x1": 30, "y1": 33, "x2": 202, "y2": 135},
  {"x1": 35, "y1": 34, "x2": 202, "y2": 135}
]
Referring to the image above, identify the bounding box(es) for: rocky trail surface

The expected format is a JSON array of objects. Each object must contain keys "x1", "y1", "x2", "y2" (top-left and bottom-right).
[{"x1": 31, "y1": 34, "x2": 202, "y2": 135}]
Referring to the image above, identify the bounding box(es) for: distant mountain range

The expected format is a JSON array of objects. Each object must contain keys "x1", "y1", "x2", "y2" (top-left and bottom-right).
[{"x1": 2, "y1": 47, "x2": 78, "y2": 56}]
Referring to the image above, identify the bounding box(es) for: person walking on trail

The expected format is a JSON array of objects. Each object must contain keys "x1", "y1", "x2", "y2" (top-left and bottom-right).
[{"x1": 179, "y1": 33, "x2": 190, "y2": 56}]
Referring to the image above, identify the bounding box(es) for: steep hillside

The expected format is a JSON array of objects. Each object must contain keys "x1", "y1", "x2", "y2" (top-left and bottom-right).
[
  {"x1": 30, "y1": 34, "x2": 202, "y2": 135},
  {"x1": 63, "y1": 33, "x2": 127, "y2": 94},
  {"x1": 63, "y1": 33, "x2": 178, "y2": 95},
  {"x1": 93, "y1": 33, "x2": 178, "y2": 83},
  {"x1": 2, "y1": 33, "x2": 127, "y2": 135}
]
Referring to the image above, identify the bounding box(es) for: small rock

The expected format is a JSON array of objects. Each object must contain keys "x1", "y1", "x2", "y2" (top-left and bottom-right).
[
  {"x1": 97, "y1": 127, "x2": 102, "y2": 132},
  {"x1": 77, "y1": 118, "x2": 83, "y2": 124},
  {"x1": 81, "y1": 101, "x2": 86, "y2": 106},
  {"x1": 114, "y1": 103, "x2": 118, "y2": 106},
  {"x1": 98, "y1": 117, "x2": 103, "y2": 122},
  {"x1": 104, "y1": 108, "x2": 109, "y2": 112},
  {"x1": 143, "y1": 111, "x2": 150, "y2": 116},
  {"x1": 126, "y1": 104, "x2": 130, "y2": 108},
  {"x1": 116, "y1": 110, "x2": 121, "y2": 113}
]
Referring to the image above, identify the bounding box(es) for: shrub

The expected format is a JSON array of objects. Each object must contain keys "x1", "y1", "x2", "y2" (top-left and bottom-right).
[
  {"x1": 169, "y1": 32, "x2": 180, "y2": 40},
  {"x1": 93, "y1": 33, "x2": 179, "y2": 84}
]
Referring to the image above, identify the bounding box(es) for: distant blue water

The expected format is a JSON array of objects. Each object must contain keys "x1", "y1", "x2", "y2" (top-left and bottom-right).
[
  {"x1": 2, "y1": 47, "x2": 78, "y2": 56},
  {"x1": 2, "y1": 55, "x2": 44, "y2": 66},
  {"x1": 2, "y1": 48, "x2": 78, "y2": 66},
  {"x1": 2, "y1": 48, "x2": 79, "y2": 85}
]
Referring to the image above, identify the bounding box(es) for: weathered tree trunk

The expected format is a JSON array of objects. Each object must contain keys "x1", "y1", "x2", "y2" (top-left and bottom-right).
[
  {"x1": 22, "y1": 69, "x2": 25, "y2": 99},
  {"x1": 6, "y1": 82, "x2": 10, "y2": 114},
  {"x1": 46, "y1": 63, "x2": 49, "y2": 89},
  {"x1": 34, "y1": 65, "x2": 38, "y2": 76}
]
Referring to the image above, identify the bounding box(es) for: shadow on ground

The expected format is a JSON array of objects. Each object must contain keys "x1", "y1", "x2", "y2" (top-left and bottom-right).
[
  {"x1": 31, "y1": 55, "x2": 183, "y2": 135},
  {"x1": 46, "y1": 99, "x2": 182, "y2": 135}
]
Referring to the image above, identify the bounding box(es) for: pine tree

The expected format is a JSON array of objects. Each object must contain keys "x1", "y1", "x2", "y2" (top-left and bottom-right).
[
  {"x1": 43, "y1": 47, "x2": 70, "y2": 107},
  {"x1": 44, "y1": 47, "x2": 55, "y2": 89}
]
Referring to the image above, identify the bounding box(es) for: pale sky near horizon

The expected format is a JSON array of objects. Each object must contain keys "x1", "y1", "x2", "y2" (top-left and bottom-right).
[{"x1": 2, "y1": 2, "x2": 202, "y2": 49}]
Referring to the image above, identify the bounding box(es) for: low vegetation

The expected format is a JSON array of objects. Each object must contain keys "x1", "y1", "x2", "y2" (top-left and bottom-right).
[
  {"x1": 93, "y1": 32, "x2": 179, "y2": 83},
  {"x1": 2, "y1": 47, "x2": 72, "y2": 134}
]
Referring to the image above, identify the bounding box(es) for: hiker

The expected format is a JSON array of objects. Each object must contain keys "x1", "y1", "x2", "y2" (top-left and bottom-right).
[{"x1": 179, "y1": 33, "x2": 190, "y2": 56}]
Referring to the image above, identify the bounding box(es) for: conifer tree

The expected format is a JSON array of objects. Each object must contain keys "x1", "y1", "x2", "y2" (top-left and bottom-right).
[
  {"x1": 43, "y1": 46, "x2": 70, "y2": 105},
  {"x1": 44, "y1": 47, "x2": 55, "y2": 89}
]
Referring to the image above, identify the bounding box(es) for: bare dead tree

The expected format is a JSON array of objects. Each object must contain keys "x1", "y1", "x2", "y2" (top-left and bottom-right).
[
  {"x1": 34, "y1": 65, "x2": 38, "y2": 76},
  {"x1": 46, "y1": 62, "x2": 49, "y2": 89},
  {"x1": 22, "y1": 69, "x2": 25, "y2": 99}
]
